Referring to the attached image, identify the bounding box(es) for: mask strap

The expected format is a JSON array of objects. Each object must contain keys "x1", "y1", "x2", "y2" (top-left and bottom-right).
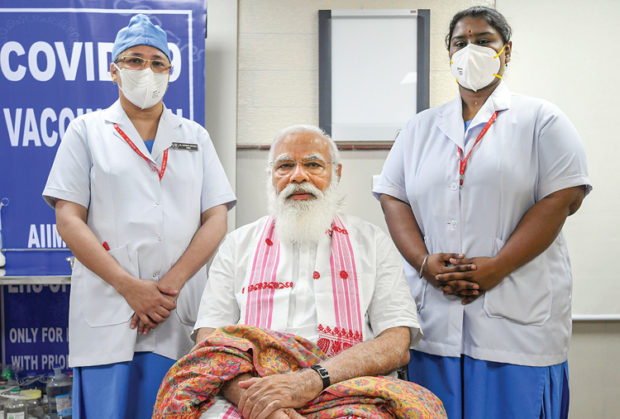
[
  {"x1": 493, "y1": 44, "x2": 506, "y2": 59},
  {"x1": 493, "y1": 44, "x2": 507, "y2": 80}
]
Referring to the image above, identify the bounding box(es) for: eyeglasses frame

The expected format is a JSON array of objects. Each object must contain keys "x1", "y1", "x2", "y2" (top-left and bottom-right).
[{"x1": 115, "y1": 55, "x2": 172, "y2": 73}]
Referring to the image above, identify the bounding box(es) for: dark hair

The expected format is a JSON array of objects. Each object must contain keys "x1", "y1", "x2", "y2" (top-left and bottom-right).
[{"x1": 445, "y1": 6, "x2": 512, "y2": 49}]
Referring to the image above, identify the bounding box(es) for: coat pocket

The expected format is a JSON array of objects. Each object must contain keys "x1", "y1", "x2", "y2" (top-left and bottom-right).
[
  {"x1": 81, "y1": 245, "x2": 135, "y2": 327},
  {"x1": 175, "y1": 269, "x2": 207, "y2": 326},
  {"x1": 483, "y1": 238, "x2": 552, "y2": 326}
]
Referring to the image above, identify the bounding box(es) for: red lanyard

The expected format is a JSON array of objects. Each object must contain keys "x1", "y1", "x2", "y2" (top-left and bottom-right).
[
  {"x1": 113, "y1": 123, "x2": 168, "y2": 180},
  {"x1": 458, "y1": 111, "x2": 498, "y2": 187}
]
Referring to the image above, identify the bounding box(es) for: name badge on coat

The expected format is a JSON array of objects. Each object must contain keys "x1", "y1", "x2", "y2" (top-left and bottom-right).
[{"x1": 171, "y1": 142, "x2": 199, "y2": 151}]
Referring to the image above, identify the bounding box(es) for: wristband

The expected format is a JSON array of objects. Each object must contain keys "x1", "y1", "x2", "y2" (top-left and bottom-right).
[
  {"x1": 419, "y1": 254, "x2": 429, "y2": 278},
  {"x1": 310, "y1": 364, "x2": 330, "y2": 390}
]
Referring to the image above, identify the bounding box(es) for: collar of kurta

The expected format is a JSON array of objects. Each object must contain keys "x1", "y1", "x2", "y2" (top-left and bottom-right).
[
  {"x1": 439, "y1": 81, "x2": 512, "y2": 149},
  {"x1": 242, "y1": 215, "x2": 364, "y2": 357},
  {"x1": 103, "y1": 100, "x2": 183, "y2": 163}
]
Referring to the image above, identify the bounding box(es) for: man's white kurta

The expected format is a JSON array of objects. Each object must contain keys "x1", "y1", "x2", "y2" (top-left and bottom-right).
[
  {"x1": 373, "y1": 82, "x2": 591, "y2": 366},
  {"x1": 194, "y1": 214, "x2": 421, "y2": 346},
  {"x1": 43, "y1": 101, "x2": 236, "y2": 367}
]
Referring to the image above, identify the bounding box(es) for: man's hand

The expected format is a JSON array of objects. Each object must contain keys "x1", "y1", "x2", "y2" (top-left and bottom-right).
[
  {"x1": 120, "y1": 278, "x2": 177, "y2": 333},
  {"x1": 237, "y1": 369, "x2": 321, "y2": 419}
]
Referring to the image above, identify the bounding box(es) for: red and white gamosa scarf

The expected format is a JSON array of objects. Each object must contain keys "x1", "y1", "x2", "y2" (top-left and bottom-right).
[{"x1": 241, "y1": 215, "x2": 363, "y2": 356}]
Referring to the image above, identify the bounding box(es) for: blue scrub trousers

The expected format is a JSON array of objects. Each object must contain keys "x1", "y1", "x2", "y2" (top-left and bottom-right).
[
  {"x1": 408, "y1": 350, "x2": 569, "y2": 419},
  {"x1": 73, "y1": 352, "x2": 176, "y2": 419}
]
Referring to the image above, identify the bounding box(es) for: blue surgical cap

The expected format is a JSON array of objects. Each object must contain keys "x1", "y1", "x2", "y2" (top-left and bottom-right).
[{"x1": 112, "y1": 14, "x2": 171, "y2": 62}]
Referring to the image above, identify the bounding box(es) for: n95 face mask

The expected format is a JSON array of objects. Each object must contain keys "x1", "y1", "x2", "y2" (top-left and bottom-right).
[
  {"x1": 115, "y1": 65, "x2": 169, "y2": 109},
  {"x1": 450, "y1": 44, "x2": 504, "y2": 92}
]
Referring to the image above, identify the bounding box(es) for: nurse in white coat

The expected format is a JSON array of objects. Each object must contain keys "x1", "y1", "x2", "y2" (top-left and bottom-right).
[
  {"x1": 42, "y1": 14, "x2": 236, "y2": 419},
  {"x1": 373, "y1": 6, "x2": 590, "y2": 419}
]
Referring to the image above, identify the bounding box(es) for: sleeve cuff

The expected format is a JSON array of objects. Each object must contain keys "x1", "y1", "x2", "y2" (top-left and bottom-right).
[
  {"x1": 202, "y1": 193, "x2": 237, "y2": 212},
  {"x1": 372, "y1": 183, "x2": 409, "y2": 203},
  {"x1": 42, "y1": 187, "x2": 90, "y2": 210},
  {"x1": 537, "y1": 175, "x2": 592, "y2": 201},
  {"x1": 372, "y1": 321, "x2": 423, "y2": 350}
]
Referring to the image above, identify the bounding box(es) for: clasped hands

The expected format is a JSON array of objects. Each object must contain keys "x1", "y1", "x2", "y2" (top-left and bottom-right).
[
  {"x1": 423, "y1": 253, "x2": 505, "y2": 304},
  {"x1": 120, "y1": 277, "x2": 180, "y2": 335},
  {"x1": 232, "y1": 369, "x2": 321, "y2": 419}
]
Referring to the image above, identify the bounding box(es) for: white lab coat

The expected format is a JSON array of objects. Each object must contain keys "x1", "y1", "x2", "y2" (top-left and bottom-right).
[
  {"x1": 373, "y1": 82, "x2": 591, "y2": 366},
  {"x1": 43, "y1": 100, "x2": 236, "y2": 367}
]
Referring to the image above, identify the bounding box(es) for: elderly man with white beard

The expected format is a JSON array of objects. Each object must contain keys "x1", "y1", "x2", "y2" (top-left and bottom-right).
[{"x1": 157, "y1": 125, "x2": 436, "y2": 419}]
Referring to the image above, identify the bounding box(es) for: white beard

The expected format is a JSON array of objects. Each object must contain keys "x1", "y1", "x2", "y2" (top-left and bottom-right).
[{"x1": 268, "y1": 180, "x2": 341, "y2": 245}]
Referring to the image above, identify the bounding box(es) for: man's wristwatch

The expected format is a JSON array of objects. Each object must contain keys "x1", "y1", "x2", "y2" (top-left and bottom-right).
[{"x1": 310, "y1": 364, "x2": 330, "y2": 390}]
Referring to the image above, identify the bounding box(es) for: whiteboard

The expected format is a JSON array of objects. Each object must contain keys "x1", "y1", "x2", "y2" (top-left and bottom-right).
[
  {"x1": 319, "y1": 9, "x2": 429, "y2": 141},
  {"x1": 496, "y1": 0, "x2": 619, "y2": 318}
]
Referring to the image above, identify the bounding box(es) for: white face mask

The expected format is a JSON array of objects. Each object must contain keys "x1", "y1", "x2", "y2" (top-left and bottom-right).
[
  {"x1": 115, "y1": 64, "x2": 169, "y2": 109},
  {"x1": 450, "y1": 44, "x2": 505, "y2": 92}
]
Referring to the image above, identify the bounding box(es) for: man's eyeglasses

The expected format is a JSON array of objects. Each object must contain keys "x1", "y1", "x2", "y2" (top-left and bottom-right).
[
  {"x1": 115, "y1": 56, "x2": 172, "y2": 73},
  {"x1": 271, "y1": 158, "x2": 333, "y2": 176}
]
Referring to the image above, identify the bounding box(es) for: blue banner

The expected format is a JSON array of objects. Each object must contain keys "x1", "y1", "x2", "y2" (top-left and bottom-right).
[
  {"x1": 1, "y1": 284, "x2": 70, "y2": 375},
  {"x1": 0, "y1": 0, "x2": 206, "y2": 275}
]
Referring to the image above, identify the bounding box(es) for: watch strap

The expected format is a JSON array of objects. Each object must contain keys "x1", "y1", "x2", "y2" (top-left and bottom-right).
[{"x1": 310, "y1": 364, "x2": 330, "y2": 390}]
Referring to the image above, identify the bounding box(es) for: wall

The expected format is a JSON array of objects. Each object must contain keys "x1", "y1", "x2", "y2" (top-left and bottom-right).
[
  {"x1": 234, "y1": 0, "x2": 491, "y2": 229},
  {"x1": 205, "y1": 0, "x2": 620, "y2": 417},
  {"x1": 569, "y1": 322, "x2": 620, "y2": 418},
  {"x1": 237, "y1": 0, "x2": 492, "y2": 147},
  {"x1": 205, "y1": 0, "x2": 238, "y2": 228}
]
